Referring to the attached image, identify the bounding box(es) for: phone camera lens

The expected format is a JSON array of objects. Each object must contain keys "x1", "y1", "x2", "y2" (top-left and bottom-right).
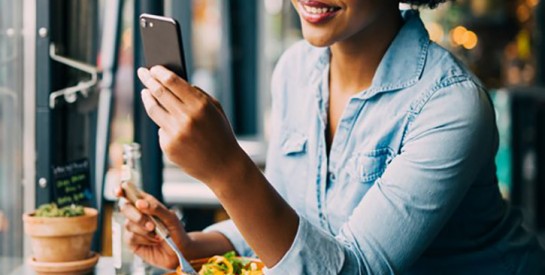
[{"x1": 140, "y1": 18, "x2": 147, "y2": 28}]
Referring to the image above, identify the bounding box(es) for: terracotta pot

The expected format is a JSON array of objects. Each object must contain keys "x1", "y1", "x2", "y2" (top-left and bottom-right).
[{"x1": 23, "y1": 208, "x2": 98, "y2": 263}]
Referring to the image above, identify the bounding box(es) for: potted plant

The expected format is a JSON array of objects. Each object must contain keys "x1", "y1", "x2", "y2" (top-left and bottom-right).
[{"x1": 23, "y1": 203, "x2": 98, "y2": 263}]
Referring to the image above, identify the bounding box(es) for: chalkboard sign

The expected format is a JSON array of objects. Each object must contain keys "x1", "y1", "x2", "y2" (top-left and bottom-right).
[{"x1": 51, "y1": 158, "x2": 93, "y2": 207}]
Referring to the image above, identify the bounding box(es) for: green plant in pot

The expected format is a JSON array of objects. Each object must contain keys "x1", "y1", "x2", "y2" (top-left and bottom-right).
[{"x1": 23, "y1": 203, "x2": 98, "y2": 263}]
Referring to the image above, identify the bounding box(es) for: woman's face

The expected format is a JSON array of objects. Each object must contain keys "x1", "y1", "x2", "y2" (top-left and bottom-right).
[{"x1": 291, "y1": 0, "x2": 397, "y2": 47}]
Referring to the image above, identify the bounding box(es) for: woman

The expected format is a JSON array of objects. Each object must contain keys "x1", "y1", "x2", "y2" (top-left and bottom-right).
[{"x1": 118, "y1": 0, "x2": 545, "y2": 273}]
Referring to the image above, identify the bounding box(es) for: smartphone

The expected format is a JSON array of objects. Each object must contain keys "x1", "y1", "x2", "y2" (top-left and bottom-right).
[{"x1": 139, "y1": 13, "x2": 188, "y2": 80}]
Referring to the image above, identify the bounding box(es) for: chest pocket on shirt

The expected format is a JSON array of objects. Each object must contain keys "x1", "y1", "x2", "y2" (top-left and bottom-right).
[
  {"x1": 327, "y1": 148, "x2": 394, "y2": 230},
  {"x1": 346, "y1": 148, "x2": 393, "y2": 184},
  {"x1": 281, "y1": 130, "x2": 307, "y2": 156}
]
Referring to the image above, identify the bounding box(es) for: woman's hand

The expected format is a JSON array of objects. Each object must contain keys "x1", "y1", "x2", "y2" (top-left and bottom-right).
[
  {"x1": 137, "y1": 66, "x2": 247, "y2": 186},
  {"x1": 137, "y1": 66, "x2": 300, "y2": 268},
  {"x1": 115, "y1": 187, "x2": 190, "y2": 270}
]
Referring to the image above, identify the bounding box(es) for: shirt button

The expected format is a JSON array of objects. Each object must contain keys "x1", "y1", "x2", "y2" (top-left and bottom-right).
[{"x1": 319, "y1": 213, "x2": 327, "y2": 223}]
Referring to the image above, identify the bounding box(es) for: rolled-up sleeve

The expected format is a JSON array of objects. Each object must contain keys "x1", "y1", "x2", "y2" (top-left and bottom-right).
[
  {"x1": 264, "y1": 216, "x2": 346, "y2": 274},
  {"x1": 264, "y1": 80, "x2": 498, "y2": 274},
  {"x1": 203, "y1": 220, "x2": 255, "y2": 257}
]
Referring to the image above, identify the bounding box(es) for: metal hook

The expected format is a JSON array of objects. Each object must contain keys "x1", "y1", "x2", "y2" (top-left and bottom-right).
[{"x1": 48, "y1": 43, "x2": 99, "y2": 109}]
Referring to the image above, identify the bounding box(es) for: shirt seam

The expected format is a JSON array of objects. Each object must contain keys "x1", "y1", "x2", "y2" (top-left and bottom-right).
[
  {"x1": 408, "y1": 74, "x2": 473, "y2": 115},
  {"x1": 402, "y1": 75, "x2": 476, "y2": 149}
]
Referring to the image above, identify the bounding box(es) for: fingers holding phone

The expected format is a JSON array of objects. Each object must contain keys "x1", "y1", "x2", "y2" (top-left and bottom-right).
[
  {"x1": 138, "y1": 67, "x2": 246, "y2": 188},
  {"x1": 139, "y1": 14, "x2": 247, "y2": 187},
  {"x1": 137, "y1": 67, "x2": 205, "y2": 118}
]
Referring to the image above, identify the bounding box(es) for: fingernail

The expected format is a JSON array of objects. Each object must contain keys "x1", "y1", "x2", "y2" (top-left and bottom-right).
[
  {"x1": 126, "y1": 210, "x2": 141, "y2": 222},
  {"x1": 146, "y1": 222, "x2": 155, "y2": 231},
  {"x1": 141, "y1": 89, "x2": 148, "y2": 97},
  {"x1": 137, "y1": 68, "x2": 149, "y2": 80},
  {"x1": 141, "y1": 90, "x2": 148, "y2": 101},
  {"x1": 136, "y1": 200, "x2": 149, "y2": 209},
  {"x1": 150, "y1": 65, "x2": 162, "y2": 73},
  {"x1": 151, "y1": 66, "x2": 168, "y2": 80}
]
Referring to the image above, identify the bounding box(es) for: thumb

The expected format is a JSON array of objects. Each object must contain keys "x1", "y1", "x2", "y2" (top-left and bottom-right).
[
  {"x1": 134, "y1": 192, "x2": 178, "y2": 226},
  {"x1": 134, "y1": 193, "x2": 190, "y2": 250}
]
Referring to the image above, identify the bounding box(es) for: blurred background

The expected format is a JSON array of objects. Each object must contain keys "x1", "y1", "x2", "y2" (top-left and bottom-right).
[{"x1": 0, "y1": 0, "x2": 544, "y2": 273}]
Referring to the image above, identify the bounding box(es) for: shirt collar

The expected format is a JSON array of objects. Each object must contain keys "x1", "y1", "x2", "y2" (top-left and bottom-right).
[{"x1": 310, "y1": 9, "x2": 430, "y2": 100}]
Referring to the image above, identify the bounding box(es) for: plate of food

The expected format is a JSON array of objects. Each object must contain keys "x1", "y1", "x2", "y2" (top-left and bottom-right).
[{"x1": 166, "y1": 251, "x2": 264, "y2": 275}]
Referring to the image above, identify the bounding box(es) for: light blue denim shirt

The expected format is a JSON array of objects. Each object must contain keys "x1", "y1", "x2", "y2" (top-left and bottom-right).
[{"x1": 205, "y1": 10, "x2": 545, "y2": 274}]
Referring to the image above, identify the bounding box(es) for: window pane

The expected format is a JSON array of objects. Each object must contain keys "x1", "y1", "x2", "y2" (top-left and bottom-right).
[
  {"x1": 165, "y1": 0, "x2": 225, "y2": 111},
  {"x1": 262, "y1": 0, "x2": 301, "y2": 140},
  {"x1": 104, "y1": 0, "x2": 135, "y2": 193},
  {"x1": 191, "y1": 0, "x2": 225, "y2": 108},
  {"x1": 109, "y1": 0, "x2": 135, "y2": 158},
  {"x1": 0, "y1": 0, "x2": 24, "y2": 271},
  {"x1": 420, "y1": 1, "x2": 540, "y2": 88}
]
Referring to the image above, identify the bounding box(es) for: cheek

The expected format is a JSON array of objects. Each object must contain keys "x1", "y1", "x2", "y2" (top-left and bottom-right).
[{"x1": 343, "y1": 1, "x2": 377, "y2": 29}]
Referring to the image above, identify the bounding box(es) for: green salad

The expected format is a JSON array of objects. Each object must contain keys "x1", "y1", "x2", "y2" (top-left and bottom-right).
[{"x1": 198, "y1": 251, "x2": 263, "y2": 275}]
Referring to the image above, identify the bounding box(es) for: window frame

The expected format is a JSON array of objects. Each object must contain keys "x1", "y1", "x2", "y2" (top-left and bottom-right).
[{"x1": 22, "y1": 0, "x2": 37, "y2": 257}]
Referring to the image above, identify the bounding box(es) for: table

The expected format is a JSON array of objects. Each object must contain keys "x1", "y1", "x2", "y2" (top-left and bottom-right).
[{"x1": 4, "y1": 257, "x2": 172, "y2": 275}]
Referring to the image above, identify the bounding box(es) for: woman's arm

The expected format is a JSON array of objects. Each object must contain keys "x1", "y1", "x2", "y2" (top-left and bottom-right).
[
  {"x1": 208, "y1": 149, "x2": 300, "y2": 266},
  {"x1": 137, "y1": 66, "x2": 299, "y2": 267},
  {"x1": 185, "y1": 231, "x2": 236, "y2": 259}
]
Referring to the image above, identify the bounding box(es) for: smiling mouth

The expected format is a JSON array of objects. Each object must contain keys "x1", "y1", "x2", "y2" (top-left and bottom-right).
[
  {"x1": 302, "y1": 4, "x2": 339, "y2": 14},
  {"x1": 298, "y1": 0, "x2": 341, "y2": 24}
]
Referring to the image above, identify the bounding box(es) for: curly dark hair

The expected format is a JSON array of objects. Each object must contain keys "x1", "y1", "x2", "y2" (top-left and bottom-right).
[{"x1": 400, "y1": 0, "x2": 451, "y2": 8}]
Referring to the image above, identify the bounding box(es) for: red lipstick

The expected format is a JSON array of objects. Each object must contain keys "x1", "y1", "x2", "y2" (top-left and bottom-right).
[{"x1": 298, "y1": 0, "x2": 341, "y2": 24}]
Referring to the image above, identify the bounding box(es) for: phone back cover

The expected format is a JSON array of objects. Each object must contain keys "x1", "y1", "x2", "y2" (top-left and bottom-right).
[{"x1": 140, "y1": 16, "x2": 187, "y2": 79}]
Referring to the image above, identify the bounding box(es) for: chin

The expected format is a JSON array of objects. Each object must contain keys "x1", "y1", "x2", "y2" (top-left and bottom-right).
[{"x1": 301, "y1": 27, "x2": 335, "y2": 48}]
